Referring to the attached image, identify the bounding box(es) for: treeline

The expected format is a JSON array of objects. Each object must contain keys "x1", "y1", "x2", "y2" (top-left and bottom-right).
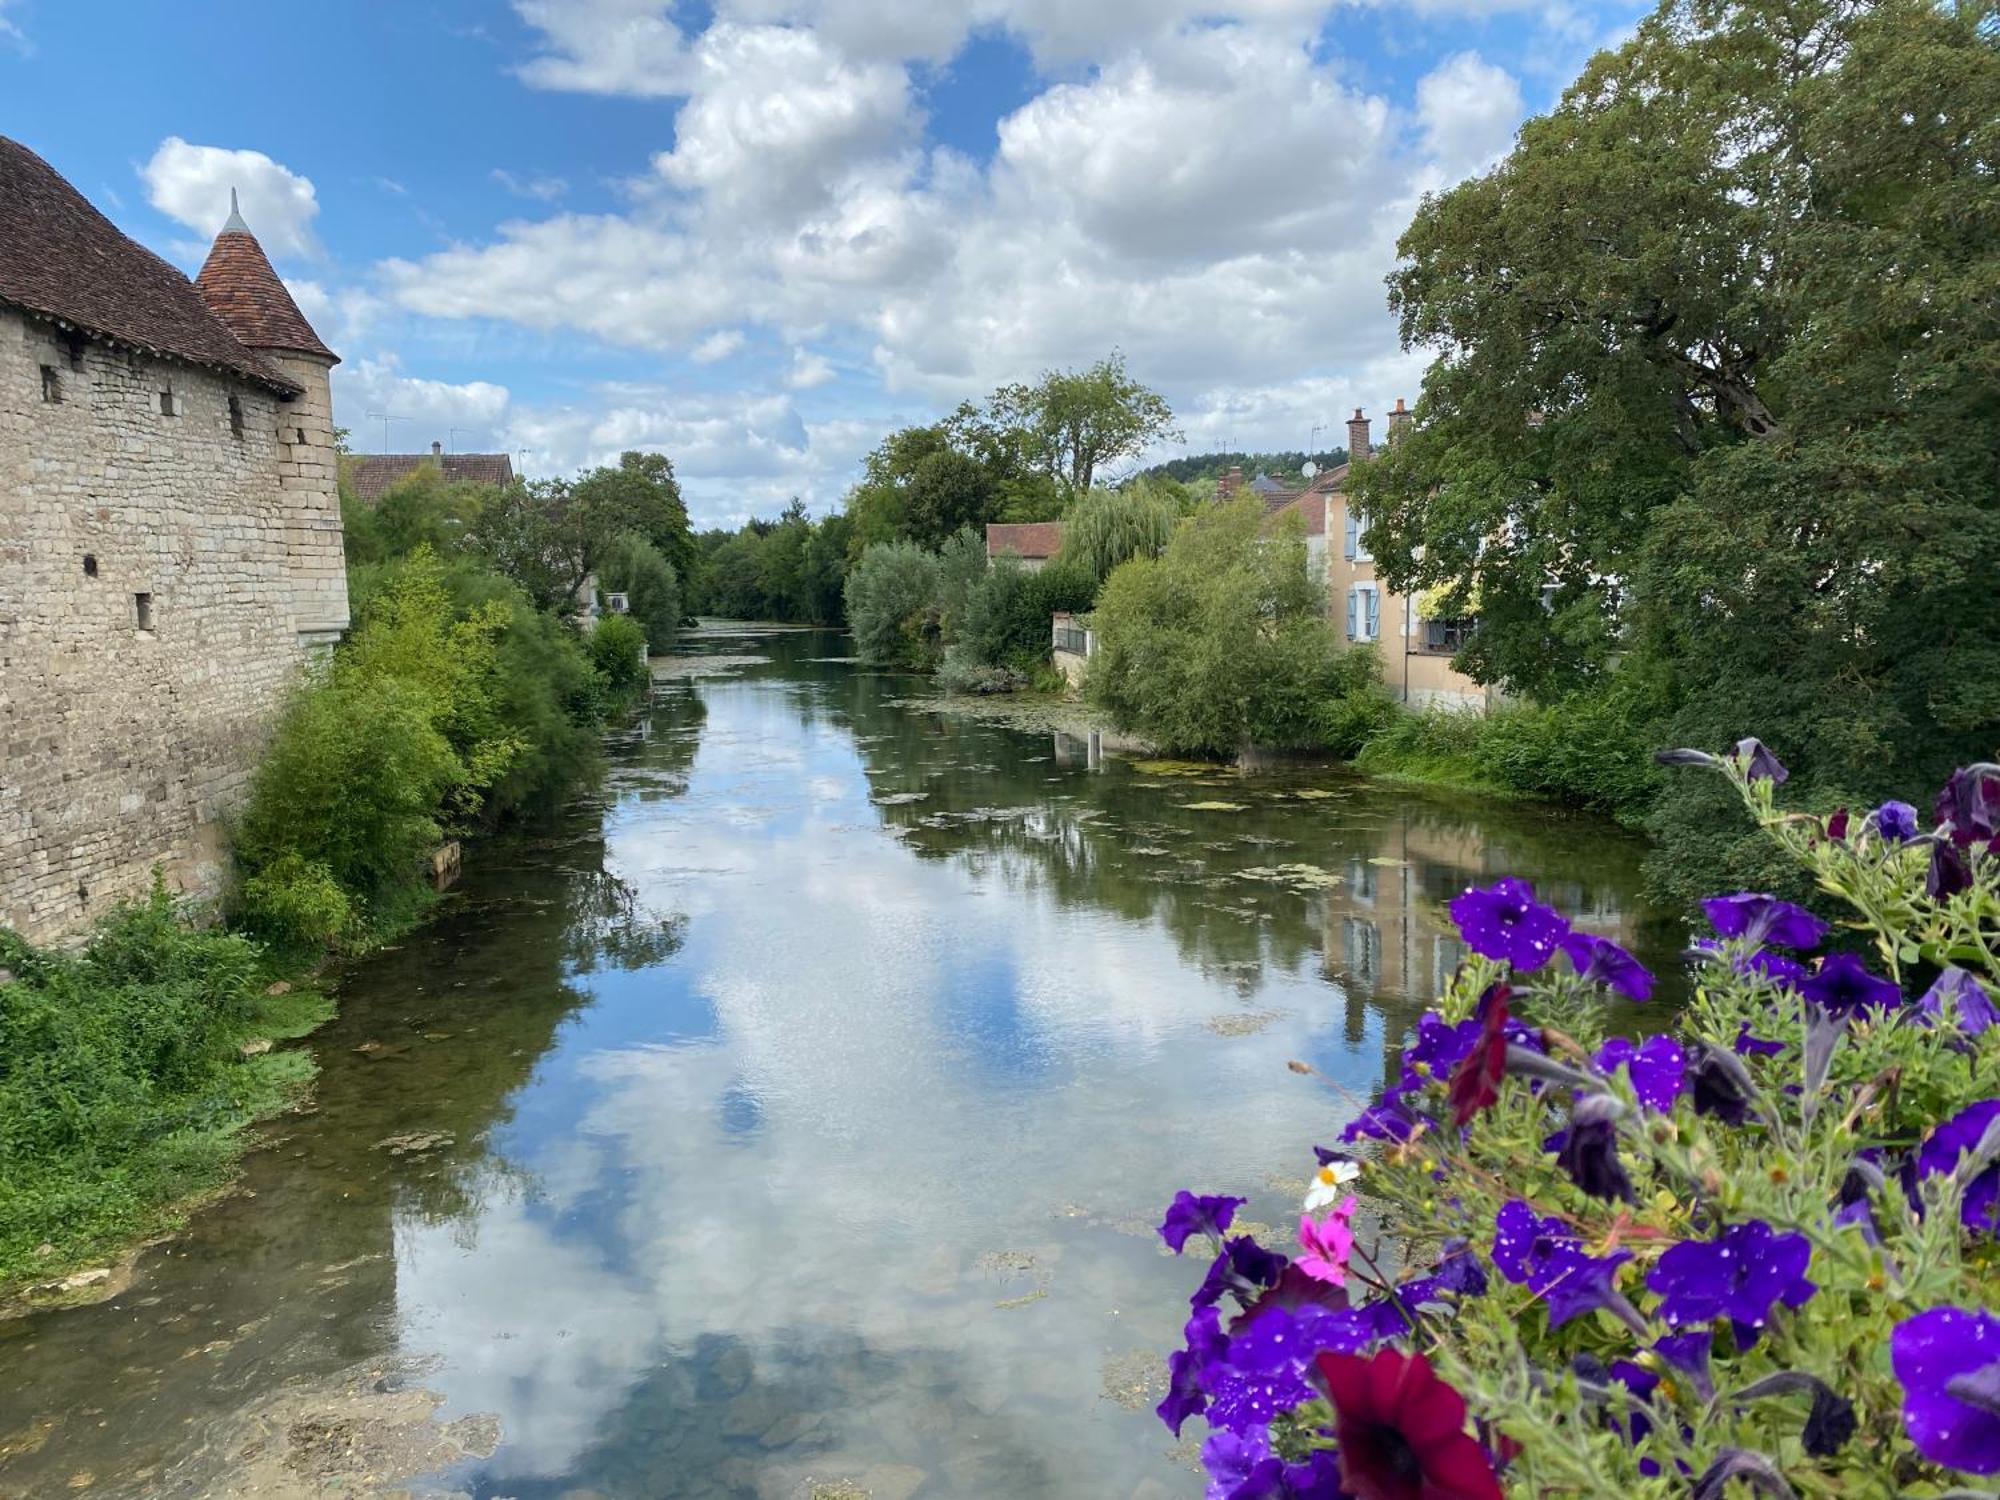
[
  {"x1": 1132, "y1": 449, "x2": 1348, "y2": 491},
  {"x1": 231, "y1": 451, "x2": 685, "y2": 952}
]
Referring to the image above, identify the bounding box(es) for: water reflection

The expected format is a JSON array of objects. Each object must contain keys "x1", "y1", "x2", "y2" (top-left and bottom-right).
[{"x1": 0, "y1": 626, "x2": 1672, "y2": 1500}]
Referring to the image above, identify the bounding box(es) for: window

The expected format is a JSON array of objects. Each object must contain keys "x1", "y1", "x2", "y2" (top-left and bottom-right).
[
  {"x1": 159, "y1": 387, "x2": 176, "y2": 416},
  {"x1": 61, "y1": 331, "x2": 85, "y2": 371},
  {"x1": 228, "y1": 395, "x2": 244, "y2": 439},
  {"x1": 82, "y1": 554, "x2": 97, "y2": 578},
  {"x1": 133, "y1": 592, "x2": 154, "y2": 632},
  {"x1": 40, "y1": 365, "x2": 60, "y2": 403},
  {"x1": 1346, "y1": 859, "x2": 1378, "y2": 906},
  {"x1": 1423, "y1": 618, "x2": 1474, "y2": 654},
  {"x1": 1343, "y1": 918, "x2": 1383, "y2": 989},
  {"x1": 1347, "y1": 584, "x2": 1380, "y2": 642},
  {"x1": 294, "y1": 427, "x2": 307, "y2": 445},
  {"x1": 1343, "y1": 504, "x2": 1372, "y2": 562}
]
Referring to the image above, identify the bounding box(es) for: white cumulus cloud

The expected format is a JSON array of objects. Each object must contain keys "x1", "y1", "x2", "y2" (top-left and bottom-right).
[
  {"x1": 141, "y1": 137, "x2": 321, "y2": 258},
  {"x1": 1416, "y1": 52, "x2": 1524, "y2": 181}
]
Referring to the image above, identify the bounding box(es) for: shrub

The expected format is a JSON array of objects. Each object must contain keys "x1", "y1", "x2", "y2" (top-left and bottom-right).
[
  {"x1": 1155, "y1": 748, "x2": 2000, "y2": 1497},
  {"x1": 1313, "y1": 646, "x2": 1399, "y2": 758},
  {"x1": 1088, "y1": 497, "x2": 1344, "y2": 755},
  {"x1": 937, "y1": 645, "x2": 1026, "y2": 695},
  {"x1": 588, "y1": 612, "x2": 651, "y2": 699},
  {"x1": 845, "y1": 541, "x2": 943, "y2": 667},
  {"x1": 235, "y1": 853, "x2": 355, "y2": 952},
  {"x1": 0, "y1": 885, "x2": 321, "y2": 1285}
]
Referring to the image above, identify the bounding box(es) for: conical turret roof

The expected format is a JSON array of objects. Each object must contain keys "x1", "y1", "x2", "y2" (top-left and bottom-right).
[{"x1": 195, "y1": 197, "x2": 336, "y2": 363}]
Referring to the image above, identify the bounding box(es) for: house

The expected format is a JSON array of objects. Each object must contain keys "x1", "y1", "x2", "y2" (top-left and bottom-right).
[
  {"x1": 1266, "y1": 401, "x2": 1493, "y2": 710},
  {"x1": 344, "y1": 441, "x2": 515, "y2": 503},
  {"x1": 984, "y1": 520, "x2": 1063, "y2": 572},
  {"x1": 0, "y1": 138, "x2": 348, "y2": 941}
]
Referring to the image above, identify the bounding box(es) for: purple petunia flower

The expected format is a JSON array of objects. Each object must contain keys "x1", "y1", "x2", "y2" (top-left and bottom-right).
[
  {"x1": 1595, "y1": 1035, "x2": 1686, "y2": 1112},
  {"x1": 1450, "y1": 878, "x2": 1570, "y2": 970},
  {"x1": 1193, "y1": 1236, "x2": 1289, "y2": 1310},
  {"x1": 1217, "y1": 1449, "x2": 1347, "y2": 1500},
  {"x1": 1914, "y1": 967, "x2": 1997, "y2": 1036},
  {"x1": 1340, "y1": 1094, "x2": 1421, "y2": 1144},
  {"x1": 1161, "y1": 1192, "x2": 1250, "y2": 1253},
  {"x1": 1732, "y1": 1020, "x2": 1787, "y2": 1058},
  {"x1": 1653, "y1": 1330, "x2": 1716, "y2": 1403},
  {"x1": 1891, "y1": 1305, "x2": 2000, "y2": 1475},
  {"x1": 1735, "y1": 738, "x2": 1788, "y2": 784},
  {"x1": 1799, "y1": 952, "x2": 1904, "y2": 1018},
  {"x1": 1935, "y1": 766, "x2": 2000, "y2": 848},
  {"x1": 1915, "y1": 1099, "x2": 2000, "y2": 1235},
  {"x1": 1555, "y1": 1094, "x2": 1635, "y2": 1204},
  {"x1": 1645, "y1": 1220, "x2": 1816, "y2": 1348},
  {"x1": 1688, "y1": 1041, "x2": 1757, "y2": 1123},
  {"x1": 1873, "y1": 800, "x2": 1920, "y2": 842},
  {"x1": 1561, "y1": 932, "x2": 1655, "y2": 1000},
  {"x1": 1160, "y1": 1304, "x2": 1228, "y2": 1435},
  {"x1": 1492, "y1": 1200, "x2": 1637, "y2": 1329},
  {"x1": 1927, "y1": 839, "x2": 1975, "y2": 902},
  {"x1": 1201, "y1": 1429, "x2": 1271, "y2": 1495},
  {"x1": 1702, "y1": 893, "x2": 1827, "y2": 951},
  {"x1": 1202, "y1": 1304, "x2": 1324, "y2": 1435},
  {"x1": 1403, "y1": 1010, "x2": 1483, "y2": 1083}
]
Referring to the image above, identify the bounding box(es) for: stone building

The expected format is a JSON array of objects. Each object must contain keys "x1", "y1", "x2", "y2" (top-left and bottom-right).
[{"x1": 0, "y1": 137, "x2": 348, "y2": 942}]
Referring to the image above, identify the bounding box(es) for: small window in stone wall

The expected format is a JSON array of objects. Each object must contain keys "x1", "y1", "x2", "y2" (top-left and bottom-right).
[
  {"x1": 40, "y1": 365, "x2": 60, "y2": 403},
  {"x1": 62, "y1": 331, "x2": 85, "y2": 371},
  {"x1": 134, "y1": 592, "x2": 154, "y2": 632},
  {"x1": 82, "y1": 554, "x2": 97, "y2": 578},
  {"x1": 160, "y1": 387, "x2": 176, "y2": 416},
  {"x1": 295, "y1": 427, "x2": 307, "y2": 445},
  {"x1": 228, "y1": 395, "x2": 244, "y2": 439}
]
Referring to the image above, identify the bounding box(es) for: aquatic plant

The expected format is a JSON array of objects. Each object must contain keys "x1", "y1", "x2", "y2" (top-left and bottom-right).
[{"x1": 1158, "y1": 745, "x2": 2000, "y2": 1495}]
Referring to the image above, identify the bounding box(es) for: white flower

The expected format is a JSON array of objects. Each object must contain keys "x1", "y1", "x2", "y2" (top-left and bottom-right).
[{"x1": 1303, "y1": 1158, "x2": 1362, "y2": 1212}]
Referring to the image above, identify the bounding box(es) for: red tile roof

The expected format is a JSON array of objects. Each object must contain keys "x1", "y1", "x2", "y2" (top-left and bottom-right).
[
  {"x1": 346, "y1": 452, "x2": 517, "y2": 504},
  {"x1": 985, "y1": 521, "x2": 1064, "y2": 560},
  {"x1": 1265, "y1": 491, "x2": 1327, "y2": 536},
  {"x1": 0, "y1": 136, "x2": 300, "y2": 394},
  {"x1": 196, "y1": 227, "x2": 336, "y2": 362}
]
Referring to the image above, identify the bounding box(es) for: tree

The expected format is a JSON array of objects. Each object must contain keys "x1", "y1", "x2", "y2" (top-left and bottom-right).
[
  {"x1": 1056, "y1": 483, "x2": 1180, "y2": 588},
  {"x1": 1348, "y1": 0, "x2": 2000, "y2": 888},
  {"x1": 571, "y1": 451, "x2": 695, "y2": 581},
  {"x1": 988, "y1": 352, "x2": 1179, "y2": 497},
  {"x1": 844, "y1": 542, "x2": 943, "y2": 668},
  {"x1": 1087, "y1": 498, "x2": 1352, "y2": 756},
  {"x1": 598, "y1": 533, "x2": 681, "y2": 643}
]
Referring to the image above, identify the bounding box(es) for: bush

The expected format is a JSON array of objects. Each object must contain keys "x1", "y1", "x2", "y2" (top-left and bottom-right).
[
  {"x1": 0, "y1": 886, "x2": 323, "y2": 1286},
  {"x1": 235, "y1": 853, "x2": 355, "y2": 952},
  {"x1": 598, "y1": 532, "x2": 681, "y2": 644},
  {"x1": 1155, "y1": 751, "x2": 2000, "y2": 1496},
  {"x1": 1313, "y1": 646, "x2": 1399, "y2": 757},
  {"x1": 937, "y1": 645, "x2": 1026, "y2": 695},
  {"x1": 845, "y1": 541, "x2": 943, "y2": 667},
  {"x1": 588, "y1": 612, "x2": 651, "y2": 699},
  {"x1": 1087, "y1": 498, "x2": 1345, "y2": 755}
]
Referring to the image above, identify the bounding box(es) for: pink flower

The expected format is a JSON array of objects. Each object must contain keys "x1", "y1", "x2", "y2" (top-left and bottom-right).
[{"x1": 1298, "y1": 1196, "x2": 1358, "y2": 1285}]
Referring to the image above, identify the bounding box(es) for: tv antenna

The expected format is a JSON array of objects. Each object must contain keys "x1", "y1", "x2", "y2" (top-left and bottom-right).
[
  {"x1": 1309, "y1": 422, "x2": 1324, "y2": 456},
  {"x1": 365, "y1": 410, "x2": 409, "y2": 454},
  {"x1": 448, "y1": 427, "x2": 475, "y2": 453}
]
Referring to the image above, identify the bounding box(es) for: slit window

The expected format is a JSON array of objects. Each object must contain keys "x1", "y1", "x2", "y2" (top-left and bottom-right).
[
  {"x1": 62, "y1": 332, "x2": 85, "y2": 371},
  {"x1": 82, "y1": 554, "x2": 97, "y2": 578},
  {"x1": 160, "y1": 388, "x2": 176, "y2": 416},
  {"x1": 295, "y1": 427, "x2": 307, "y2": 445},
  {"x1": 134, "y1": 592, "x2": 154, "y2": 631},
  {"x1": 228, "y1": 395, "x2": 244, "y2": 439},
  {"x1": 40, "y1": 365, "x2": 60, "y2": 403}
]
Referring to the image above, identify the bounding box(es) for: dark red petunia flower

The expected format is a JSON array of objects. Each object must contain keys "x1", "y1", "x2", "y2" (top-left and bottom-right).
[
  {"x1": 1447, "y1": 985, "x2": 1510, "y2": 1128},
  {"x1": 1314, "y1": 1347, "x2": 1504, "y2": 1500}
]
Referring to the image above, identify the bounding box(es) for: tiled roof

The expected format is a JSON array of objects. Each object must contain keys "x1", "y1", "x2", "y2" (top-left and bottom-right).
[
  {"x1": 1265, "y1": 491, "x2": 1327, "y2": 536},
  {"x1": 0, "y1": 136, "x2": 299, "y2": 395},
  {"x1": 196, "y1": 227, "x2": 336, "y2": 362},
  {"x1": 985, "y1": 521, "x2": 1064, "y2": 560},
  {"x1": 345, "y1": 452, "x2": 517, "y2": 504}
]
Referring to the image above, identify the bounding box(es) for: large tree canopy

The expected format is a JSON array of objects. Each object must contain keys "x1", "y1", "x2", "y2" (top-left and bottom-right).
[
  {"x1": 990, "y1": 352, "x2": 1180, "y2": 498},
  {"x1": 1350, "y1": 0, "x2": 2000, "y2": 838}
]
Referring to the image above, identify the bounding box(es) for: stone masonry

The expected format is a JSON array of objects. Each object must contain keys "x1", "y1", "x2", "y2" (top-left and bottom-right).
[{"x1": 0, "y1": 142, "x2": 348, "y2": 942}]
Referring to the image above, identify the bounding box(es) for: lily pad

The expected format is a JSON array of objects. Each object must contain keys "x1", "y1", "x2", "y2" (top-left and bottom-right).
[
  {"x1": 1132, "y1": 759, "x2": 1220, "y2": 776},
  {"x1": 1181, "y1": 801, "x2": 1246, "y2": 812}
]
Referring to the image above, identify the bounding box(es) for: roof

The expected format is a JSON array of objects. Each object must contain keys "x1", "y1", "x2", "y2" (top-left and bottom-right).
[
  {"x1": 345, "y1": 452, "x2": 517, "y2": 504},
  {"x1": 0, "y1": 136, "x2": 303, "y2": 396},
  {"x1": 1265, "y1": 491, "x2": 1327, "y2": 536},
  {"x1": 1248, "y1": 472, "x2": 1289, "y2": 495},
  {"x1": 196, "y1": 223, "x2": 336, "y2": 362},
  {"x1": 985, "y1": 521, "x2": 1064, "y2": 560}
]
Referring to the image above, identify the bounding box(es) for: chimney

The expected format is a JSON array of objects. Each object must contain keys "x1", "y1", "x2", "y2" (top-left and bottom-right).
[
  {"x1": 1219, "y1": 464, "x2": 1245, "y2": 499},
  {"x1": 431, "y1": 440, "x2": 443, "y2": 458},
  {"x1": 1347, "y1": 408, "x2": 1371, "y2": 464},
  {"x1": 1386, "y1": 397, "x2": 1412, "y2": 447}
]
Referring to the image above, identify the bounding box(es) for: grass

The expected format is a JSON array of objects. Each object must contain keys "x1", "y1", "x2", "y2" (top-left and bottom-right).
[{"x1": 0, "y1": 886, "x2": 333, "y2": 1296}]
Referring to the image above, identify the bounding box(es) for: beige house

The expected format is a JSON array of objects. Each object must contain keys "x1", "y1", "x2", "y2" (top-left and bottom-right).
[{"x1": 1260, "y1": 403, "x2": 1494, "y2": 710}]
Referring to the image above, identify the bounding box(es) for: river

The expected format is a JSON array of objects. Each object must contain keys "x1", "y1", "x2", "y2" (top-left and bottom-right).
[{"x1": 0, "y1": 625, "x2": 1673, "y2": 1500}]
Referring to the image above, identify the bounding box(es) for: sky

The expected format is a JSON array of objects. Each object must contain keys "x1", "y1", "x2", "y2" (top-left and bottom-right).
[{"x1": 0, "y1": 0, "x2": 1644, "y2": 529}]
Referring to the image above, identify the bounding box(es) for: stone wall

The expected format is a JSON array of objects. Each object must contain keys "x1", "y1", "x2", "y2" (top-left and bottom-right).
[{"x1": 0, "y1": 308, "x2": 345, "y2": 942}]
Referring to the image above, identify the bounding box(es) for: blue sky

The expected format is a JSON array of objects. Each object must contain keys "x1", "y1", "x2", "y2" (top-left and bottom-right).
[{"x1": 0, "y1": 0, "x2": 1643, "y2": 528}]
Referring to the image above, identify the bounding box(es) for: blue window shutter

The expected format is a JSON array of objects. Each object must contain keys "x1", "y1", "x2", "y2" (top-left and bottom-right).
[
  {"x1": 1346, "y1": 588, "x2": 1358, "y2": 639},
  {"x1": 1343, "y1": 508, "x2": 1357, "y2": 560},
  {"x1": 1365, "y1": 588, "x2": 1380, "y2": 639}
]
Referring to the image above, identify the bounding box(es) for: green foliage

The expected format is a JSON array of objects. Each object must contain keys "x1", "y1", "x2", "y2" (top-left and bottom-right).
[
  {"x1": 587, "y1": 613, "x2": 650, "y2": 699},
  {"x1": 472, "y1": 451, "x2": 693, "y2": 614},
  {"x1": 1133, "y1": 448, "x2": 1349, "y2": 490},
  {"x1": 1350, "y1": 0, "x2": 2000, "y2": 888},
  {"x1": 1312, "y1": 647, "x2": 1399, "y2": 759},
  {"x1": 0, "y1": 886, "x2": 327, "y2": 1288},
  {"x1": 1055, "y1": 484, "x2": 1179, "y2": 588},
  {"x1": 932, "y1": 527, "x2": 991, "y2": 640},
  {"x1": 684, "y1": 502, "x2": 849, "y2": 625},
  {"x1": 1087, "y1": 498, "x2": 1346, "y2": 756},
  {"x1": 339, "y1": 465, "x2": 484, "y2": 566},
  {"x1": 989, "y1": 351, "x2": 1180, "y2": 498},
  {"x1": 844, "y1": 541, "x2": 943, "y2": 669},
  {"x1": 598, "y1": 532, "x2": 681, "y2": 643},
  {"x1": 937, "y1": 646, "x2": 1027, "y2": 696},
  {"x1": 235, "y1": 853, "x2": 355, "y2": 951}
]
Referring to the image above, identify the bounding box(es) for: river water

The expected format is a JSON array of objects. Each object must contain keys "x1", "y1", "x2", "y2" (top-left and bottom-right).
[{"x1": 0, "y1": 625, "x2": 1672, "y2": 1500}]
